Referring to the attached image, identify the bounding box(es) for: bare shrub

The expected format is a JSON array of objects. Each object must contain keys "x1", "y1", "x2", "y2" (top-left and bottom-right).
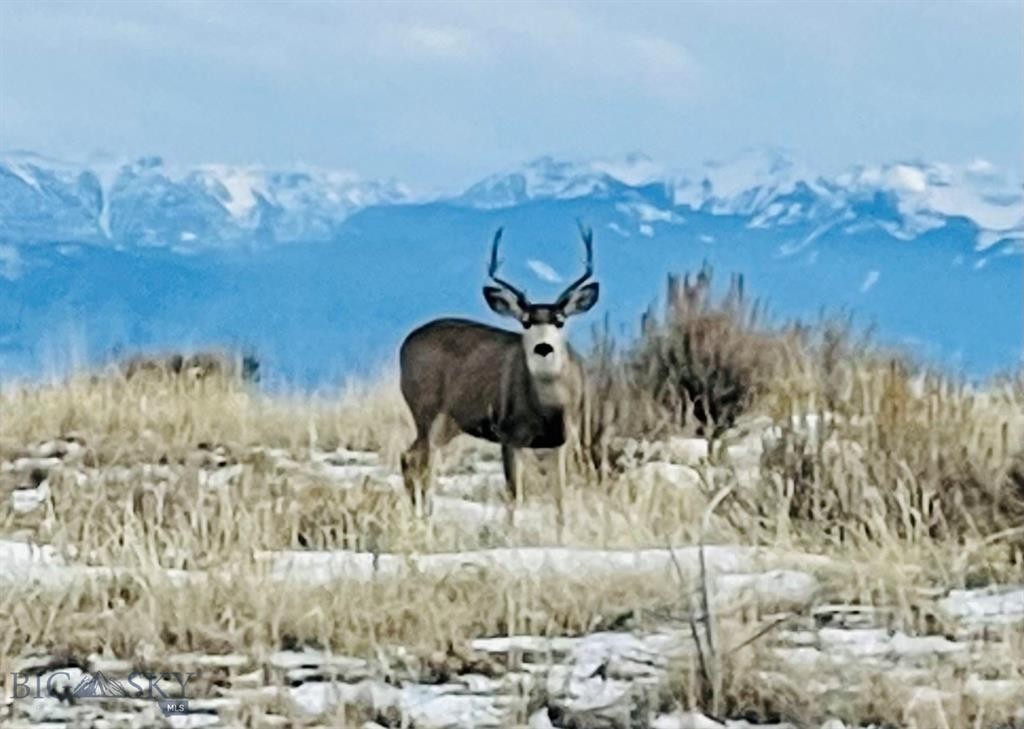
[
  {"x1": 585, "y1": 263, "x2": 783, "y2": 472},
  {"x1": 755, "y1": 354, "x2": 1024, "y2": 552},
  {"x1": 117, "y1": 349, "x2": 261, "y2": 384},
  {"x1": 633, "y1": 266, "x2": 778, "y2": 437}
]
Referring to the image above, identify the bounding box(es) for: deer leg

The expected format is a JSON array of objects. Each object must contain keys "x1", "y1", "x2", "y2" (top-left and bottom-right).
[
  {"x1": 556, "y1": 444, "x2": 567, "y2": 543},
  {"x1": 401, "y1": 435, "x2": 431, "y2": 518},
  {"x1": 502, "y1": 444, "x2": 522, "y2": 527},
  {"x1": 424, "y1": 414, "x2": 460, "y2": 517}
]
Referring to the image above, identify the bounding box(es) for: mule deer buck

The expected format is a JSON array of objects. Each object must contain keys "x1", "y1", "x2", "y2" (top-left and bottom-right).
[{"x1": 399, "y1": 225, "x2": 600, "y2": 528}]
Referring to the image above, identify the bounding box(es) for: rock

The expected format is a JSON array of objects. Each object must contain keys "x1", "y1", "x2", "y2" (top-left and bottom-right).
[
  {"x1": 938, "y1": 585, "x2": 1024, "y2": 627},
  {"x1": 724, "y1": 439, "x2": 763, "y2": 469},
  {"x1": 887, "y1": 632, "x2": 966, "y2": 660},
  {"x1": 9, "y1": 456, "x2": 63, "y2": 474},
  {"x1": 11, "y1": 481, "x2": 50, "y2": 513},
  {"x1": 629, "y1": 462, "x2": 703, "y2": 493},
  {"x1": 436, "y1": 472, "x2": 506, "y2": 501},
  {"x1": 86, "y1": 654, "x2": 134, "y2": 674},
  {"x1": 662, "y1": 437, "x2": 709, "y2": 466},
  {"x1": 652, "y1": 712, "x2": 725, "y2": 729},
  {"x1": 32, "y1": 440, "x2": 68, "y2": 459},
  {"x1": 625, "y1": 462, "x2": 707, "y2": 517},
  {"x1": 164, "y1": 653, "x2": 250, "y2": 670},
  {"x1": 165, "y1": 714, "x2": 223, "y2": 728},
  {"x1": 907, "y1": 685, "x2": 955, "y2": 707},
  {"x1": 198, "y1": 464, "x2": 244, "y2": 489},
  {"x1": 789, "y1": 412, "x2": 840, "y2": 440},
  {"x1": 472, "y1": 635, "x2": 579, "y2": 658},
  {"x1": 528, "y1": 707, "x2": 556, "y2": 729},
  {"x1": 431, "y1": 496, "x2": 547, "y2": 534},
  {"x1": 731, "y1": 466, "x2": 761, "y2": 490},
  {"x1": 817, "y1": 628, "x2": 891, "y2": 658},
  {"x1": 267, "y1": 649, "x2": 372, "y2": 681},
  {"x1": 261, "y1": 545, "x2": 816, "y2": 592},
  {"x1": 811, "y1": 604, "x2": 889, "y2": 630},
  {"x1": 290, "y1": 679, "x2": 512, "y2": 728},
  {"x1": 963, "y1": 674, "x2": 1024, "y2": 702},
  {"x1": 714, "y1": 570, "x2": 820, "y2": 614},
  {"x1": 0, "y1": 540, "x2": 63, "y2": 566},
  {"x1": 316, "y1": 448, "x2": 380, "y2": 466}
]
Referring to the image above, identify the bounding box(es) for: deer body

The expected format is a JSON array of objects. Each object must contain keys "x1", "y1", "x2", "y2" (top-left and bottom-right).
[
  {"x1": 399, "y1": 227, "x2": 600, "y2": 526},
  {"x1": 401, "y1": 318, "x2": 584, "y2": 449}
]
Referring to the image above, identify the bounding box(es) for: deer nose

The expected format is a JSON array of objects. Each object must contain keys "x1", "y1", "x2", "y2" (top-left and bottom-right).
[{"x1": 533, "y1": 343, "x2": 554, "y2": 357}]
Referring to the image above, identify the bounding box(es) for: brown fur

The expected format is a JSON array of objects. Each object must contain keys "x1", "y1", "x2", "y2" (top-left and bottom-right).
[{"x1": 399, "y1": 318, "x2": 586, "y2": 517}]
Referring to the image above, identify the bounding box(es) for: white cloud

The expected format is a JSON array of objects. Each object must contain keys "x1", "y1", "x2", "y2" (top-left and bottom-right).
[
  {"x1": 529, "y1": 12, "x2": 696, "y2": 100},
  {"x1": 399, "y1": 24, "x2": 482, "y2": 59},
  {"x1": 606, "y1": 222, "x2": 629, "y2": 237},
  {"x1": 4, "y1": 0, "x2": 1017, "y2": 193},
  {"x1": 860, "y1": 270, "x2": 880, "y2": 293},
  {"x1": 967, "y1": 158, "x2": 995, "y2": 174},
  {"x1": 0, "y1": 245, "x2": 24, "y2": 280},
  {"x1": 527, "y1": 259, "x2": 562, "y2": 283}
]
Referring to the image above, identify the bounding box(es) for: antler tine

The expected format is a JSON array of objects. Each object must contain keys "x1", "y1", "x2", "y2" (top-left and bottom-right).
[
  {"x1": 558, "y1": 220, "x2": 595, "y2": 298},
  {"x1": 487, "y1": 227, "x2": 527, "y2": 298},
  {"x1": 577, "y1": 219, "x2": 594, "y2": 276},
  {"x1": 488, "y1": 227, "x2": 504, "y2": 277}
]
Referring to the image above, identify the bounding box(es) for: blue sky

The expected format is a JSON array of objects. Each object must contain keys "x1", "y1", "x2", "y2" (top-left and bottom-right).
[{"x1": 1, "y1": 0, "x2": 1020, "y2": 191}]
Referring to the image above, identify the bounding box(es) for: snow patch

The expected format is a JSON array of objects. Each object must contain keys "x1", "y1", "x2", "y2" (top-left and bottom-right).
[
  {"x1": 198, "y1": 165, "x2": 264, "y2": 219},
  {"x1": 616, "y1": 201, "x2": 683, "y2": 224}
]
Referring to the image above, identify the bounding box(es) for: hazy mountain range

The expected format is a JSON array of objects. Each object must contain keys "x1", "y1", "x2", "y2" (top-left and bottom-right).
[{"x1": 1, "y1": 148, "x2": 1020, "y2": 385}]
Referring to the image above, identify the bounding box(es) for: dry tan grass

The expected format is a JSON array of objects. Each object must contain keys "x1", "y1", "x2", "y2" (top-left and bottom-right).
[
  {"x1": 2, "y1": 321, "x2": 1024, "y2": 727},
  {"x1": 0, "y1": 368, "x2": 412, "y2": 468},
  {"x1": 0, "y1": 568, "x2": 682, "y2": 678}
]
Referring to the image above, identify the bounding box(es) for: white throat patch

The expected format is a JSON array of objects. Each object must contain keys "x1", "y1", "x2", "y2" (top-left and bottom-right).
[{"x1": 522, "y1": 323, "x2": 569, "y2": 407}]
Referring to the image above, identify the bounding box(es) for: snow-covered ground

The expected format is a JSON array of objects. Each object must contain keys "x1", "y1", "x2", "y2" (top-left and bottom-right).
[{"x1": 3, "y1": 416, "x2": 1024, "y2": 728}]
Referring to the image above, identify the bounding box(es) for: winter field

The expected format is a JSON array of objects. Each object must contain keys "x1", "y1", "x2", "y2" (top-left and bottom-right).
[{"x1": 2, "y1": 273, "x2": 1024, "y2": 729}]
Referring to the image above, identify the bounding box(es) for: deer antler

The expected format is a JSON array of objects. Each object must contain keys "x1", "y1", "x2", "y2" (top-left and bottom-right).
[
  {"x1": 556, "y1": 220, "x2": 595, "y2": 301},
  {"x1": 487, "y1": 227, "x2": 528, "y2": 302}
]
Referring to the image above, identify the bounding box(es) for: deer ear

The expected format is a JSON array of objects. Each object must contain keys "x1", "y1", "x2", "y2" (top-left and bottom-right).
[
  {"x1": 483, "y1": 286, "x2": 527, "y2": 320},
  {"x1": 557, "y1": 281, "x2": 599, "y2": 317}
]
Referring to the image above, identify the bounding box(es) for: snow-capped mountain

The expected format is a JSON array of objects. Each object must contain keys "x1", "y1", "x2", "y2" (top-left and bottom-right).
[
  {"x1": 0, "y1": 151, "x2": 410, "y2": 249},
  {"x1": 454, "y1": 148, "x2": 1023, "y2": 251},
  {"x1": 453, "y1": 153, "x2": 667, "y2": 209},
  {"x1": 3, "y1": 148, "x2": 1021, "y2": 251},
  {"x1": 0, "y1": 148, "x2": 1020, "y2": 384}
]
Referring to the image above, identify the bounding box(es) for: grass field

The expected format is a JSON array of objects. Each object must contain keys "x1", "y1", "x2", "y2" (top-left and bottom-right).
[{"x1": 2, "y1": 278, "x2": 1023, "y2": 727}]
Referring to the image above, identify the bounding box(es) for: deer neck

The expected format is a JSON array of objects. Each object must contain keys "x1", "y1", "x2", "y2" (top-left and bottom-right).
[
  {"x1": 521, "y1": 353, "x2": 571, "y2": 413},
  {"x1": 501, "y1": 346, "x2": 568, "y2": 418},
  {"x1": 530, "y1": 371, "x2": 569, "y2": 410}
]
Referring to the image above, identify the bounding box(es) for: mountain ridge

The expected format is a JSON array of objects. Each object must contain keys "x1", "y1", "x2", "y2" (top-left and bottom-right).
[
  {"x1": 3, "y1": 148, "x2": 1021, "y2": 251},
  {"x1": 0, "y1": 148, "x2": 1019, "y2": 383}
]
